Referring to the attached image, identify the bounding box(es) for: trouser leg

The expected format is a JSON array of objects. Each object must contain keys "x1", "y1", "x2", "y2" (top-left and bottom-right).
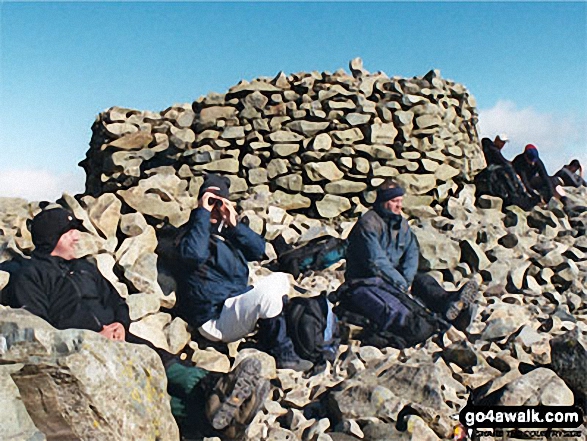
[
  {"x1": 410, "y1": 273, "x2": 452, "y2": 314},
  {"x1": 199, "y1": 272, "x2": 290, "y2": 343},
  {"x1": 165, "y1": 362, "x2": 220, "y2": 434},
  {"x1": 343, "y1": 278, "x2": 411, "y2": 331}
]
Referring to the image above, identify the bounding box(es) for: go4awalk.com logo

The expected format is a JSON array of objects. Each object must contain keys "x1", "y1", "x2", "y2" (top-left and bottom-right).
[{"x1": 458, "y1": 405, "x2": 584, "y2": 439}]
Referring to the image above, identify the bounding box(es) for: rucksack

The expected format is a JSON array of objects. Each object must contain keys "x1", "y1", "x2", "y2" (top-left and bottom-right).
[
  {"x1": 285, "y1": 293, "x2": 340, "y2": 365},
  {"x1": 273, "y1": 235, "x2": 347, "y2": 279}
]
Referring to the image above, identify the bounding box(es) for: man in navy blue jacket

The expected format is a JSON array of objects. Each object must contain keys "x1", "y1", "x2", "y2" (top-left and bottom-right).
[
  {"x1": 341, "y1": 179, "x2": 479, "y2": 347},
  {"x1": 3, "y1": 207, "x2": 270, "y2": 439},
  {"x1": 177, "y1": 174, "x2": 312, "y2": 372}
]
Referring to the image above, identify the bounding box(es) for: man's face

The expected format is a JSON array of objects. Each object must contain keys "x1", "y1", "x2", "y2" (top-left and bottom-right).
[
  {"x1": 51, "y1": 229, "x2": 80, "y2": 260},
  {"x1": 383, "y1": 196, "x2": 403, "y2": 215}
]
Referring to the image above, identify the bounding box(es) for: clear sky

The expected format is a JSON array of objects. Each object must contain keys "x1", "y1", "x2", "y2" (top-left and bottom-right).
[{"x1": 1, "y1": 1, "x2": 586, "y2": 200}]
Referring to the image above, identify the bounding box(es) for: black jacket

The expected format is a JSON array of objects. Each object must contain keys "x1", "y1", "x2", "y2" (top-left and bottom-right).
[
  {"x1": 3, "y1": 253, "x2": 179, "y2": 367},
  {"x1": 4, "y1": 252, "x2": 130, "y2": 332},
  {"x1": 481, "y1": 138, "x2": 510, "y2": 168},
  {"x1": 512, "y1": 153, "x2": 554, "y2": 200},
  {"x1": 177, "y1": 207, "x2": 266, "y2": 328}
]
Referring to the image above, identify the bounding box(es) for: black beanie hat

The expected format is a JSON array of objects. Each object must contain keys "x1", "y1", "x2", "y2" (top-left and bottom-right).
[
  {"x1": 197, "y1": 174, "x2": 231, "y2": 199},
  {"x1": 30, "y1": 208, "x2": 84, "y2": 253}
]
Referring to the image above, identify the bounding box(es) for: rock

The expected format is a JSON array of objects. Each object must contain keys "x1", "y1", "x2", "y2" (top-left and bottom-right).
[
  {"x1": 305, "y1": 162, "x2": 344, "y2": 182},
  {"x1": 195, "y1": 158, "x2": 240, "y2": 173},
  {"x1": 330, "y1": 361, "x2": 462, "y2": 438},
  {"x1": 324, "y1": 180, "x2": 367, "y2": 195},
  {"x1": 287, "y1": 120, "x2": 329, "y2": 137},
  {"x1": 273, "y1": 143, "x2": 300, "y2": 157},
  {"x1": 118, "y1": 174, "x2": 194, "y2": 228},
  {"x1": 495, "y1": 368, "x2": 574, "y2": 406},
  {"x1": 415, "y1": 227, "x2": 461, "y2": 270},
  {"x1": 198, "y1": 106, "x2": 237, "y2": 129},
  {"x1": 269, "y1": 130, "x2": 304, "y2": 143},
  {"x1": 395, "y1": 174, "x2": 436, "y2": 195},
  {"x1": 268, "y1": 158, "x2": 290, "y2": 179},
  {"x1": 85, "y1": 193, "x2": 122, "y2": 239},
  {"x1": 481, "y1": 304, "x2": 531, "y2": 340},
  {"x1": 104, "y1": 130, "x2": 152, "y2": 151},
  {"x1": 459, "y1": 239, "x2": 490, "y2": 271},
  {"x1": 0, "y1": 364, "x2": 46, "y2": 441},
  {"x1": 331, "y1": 128, "x2": 364, "y2": 145},
  {"x1": 310, "y1": 133, "x2": 333, "y2": 151},
  {"x1": 434, "y1": 163, "x2": 460, "y2": 181},
  {"x1": 115, "y1": 226, "x2": 167, "y2": 302},
  {"x1": 316, "y1": 195, "x2": 352, "y2": 218},
  {"x1": 127, "y1": 293, "x2": 161, "y2": 321},
  {"x1": 345, "y1": 113, "x2": 371, "y2": 126},
  {"x1": 0, "y1": 308, "x2": 179, "y2": 440},
  {"x1": 191, "y1": 344, "x2": 231, "y2": 373},
  {"x1": 271, "y1": 191, "x2": 312, "y2": 210},
  {"x1": 368, "y1": 122, "x2": 398, "y2": 145},
  {"x1": 550, "y1": 332, "x2": 587, "y2": 399}
]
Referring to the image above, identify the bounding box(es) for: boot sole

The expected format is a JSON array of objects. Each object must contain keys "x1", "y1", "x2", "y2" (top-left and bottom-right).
[
  {"x1": 210, "y1": 358, "x2": 262, "y2": 431},
  {"x1": 445, "y1": 279, "x2": 479, "y2": 322}
]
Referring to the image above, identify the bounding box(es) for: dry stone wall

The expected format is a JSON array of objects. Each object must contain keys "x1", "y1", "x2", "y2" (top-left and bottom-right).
[{"x1": 81, "y1": 58, "x2": 483, "y2": 225}]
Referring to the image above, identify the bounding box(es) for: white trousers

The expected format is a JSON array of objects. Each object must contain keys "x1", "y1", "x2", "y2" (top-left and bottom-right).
[{"x1": 198, "y1": 272, "x2": 290, "y2": 343}]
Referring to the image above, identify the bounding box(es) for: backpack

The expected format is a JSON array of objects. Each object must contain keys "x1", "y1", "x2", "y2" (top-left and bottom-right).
[
  {"x1": 273, "y1": 235, "x2": 347, "y2": 279},
  {"x1": 474, "y1": 165, "x2": 538, "y2": 211},
  {"x1": 285, "y1": 293, "x2": 340, "y2": 365}
]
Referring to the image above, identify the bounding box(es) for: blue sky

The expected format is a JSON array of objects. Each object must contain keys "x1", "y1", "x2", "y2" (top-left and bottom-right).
[{"x1": 1, "y1": 1, "x2": 586, "y2": 200}]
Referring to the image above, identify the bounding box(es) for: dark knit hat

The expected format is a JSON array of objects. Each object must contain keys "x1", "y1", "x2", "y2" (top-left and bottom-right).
[
  {"x1": 524, "y1": 144, "x2": 539, "y2": 162},
  {"x1": 30, "y1": 208, "x2": 84, "y2": 253},
  {"x1": 197, "y1": 174, "x2": 231, "y2": 199},
  {"x1": 375, "y1": 185, "x2": 405, "y2": 203}
]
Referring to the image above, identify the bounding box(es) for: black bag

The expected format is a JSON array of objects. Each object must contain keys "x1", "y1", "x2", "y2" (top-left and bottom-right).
[
  {"x1": 474, "y1": 165, "x2": 538, "y2": 211},
  {"x1": 285, "y1": 293, "x2": 340, "y2": 364},
  {"x1": 274, "y1": 235, "x2": 347, "y2": 279}
]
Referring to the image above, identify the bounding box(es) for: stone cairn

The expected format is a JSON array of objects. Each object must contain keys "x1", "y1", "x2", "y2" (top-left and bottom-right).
[{"x1": 1, "y1": 59, "x2": 586, "y2": 440}]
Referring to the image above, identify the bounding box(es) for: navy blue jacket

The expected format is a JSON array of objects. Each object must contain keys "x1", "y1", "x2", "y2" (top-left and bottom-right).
[
  {"x1": 178, "y1": 207, "x2": 266, "y2": 328},
  {"x1": 345, "y1": 208, "x2": 419, "y2": 292}
]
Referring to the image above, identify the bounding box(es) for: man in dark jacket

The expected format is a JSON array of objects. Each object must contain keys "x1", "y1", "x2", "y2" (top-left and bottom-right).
[
  {"x1": 340, "y1": 179, "x2": 479, "y2": 347},
  {"x1": 177, "y1": 174, "x2": 312, "y2": 372},
  {"x1": 481, "y1": 134, "x2": 510, "y2": 167},
  {"x1": 477, "y1": 136, "x2": 537, "y2": 210},
  {"x1": 512, "y1": 144, "x2": 555, "y2": 203},
  {"x1": 3, "y1": 207, "x2": 269, "y2": 440},
  {"x1": 555, "y1": 159, "x2": 586, "y2": 188}
]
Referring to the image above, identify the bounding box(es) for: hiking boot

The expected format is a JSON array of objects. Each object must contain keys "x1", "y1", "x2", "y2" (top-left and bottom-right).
[
  {"x1": 445, "y1": 279, "x2": 479, "y2": 323},
  {"x1": 205, "y1": 357, "x2": 270, "y2": 438},
  {"x1": 275, "y1": 351, "x2": 314, "y2": 372},
  {"x1": 451, "y1": 303, "x2": 479, "y2": 332}
]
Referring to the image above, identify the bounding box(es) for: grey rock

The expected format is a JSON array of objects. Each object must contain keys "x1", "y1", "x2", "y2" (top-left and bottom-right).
[
  {"x1": 305, "y1": 162, "x2": 344, "y2": 182},
  {"x1": 316, "y1": 195, "x2": 352, "y2": 218},
  {"x1": 0, "y1": 309, "x2": 179, "y2": 440}
]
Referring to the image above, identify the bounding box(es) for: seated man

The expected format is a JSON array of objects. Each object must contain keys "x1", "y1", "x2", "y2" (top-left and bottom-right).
[
  {"x1": 481, "y1": 134, "x2": 510, "y2": 167},
  {"x1": 339, "y1": 179, "x2": 479, "y2": 348},
  {"x1": 3, "y1": 207, "x2": 269, "y2": 440},
  {"x1": 176, "y1": 174, "x2": 312, "y2": 372},
  {"x1": 512, "y1": 144, "x2": 556, "y2": 203},
  {"x1": 478, "y1": 136, "x2": 537, "y2": 210},
  {"x1": 555, "y1": 159, "x2": 586, "y2": 188}
]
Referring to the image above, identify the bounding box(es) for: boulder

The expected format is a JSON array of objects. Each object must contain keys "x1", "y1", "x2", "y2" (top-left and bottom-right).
[{"x1": 0, "y1": 308, "x2": 179, "y2": 440}]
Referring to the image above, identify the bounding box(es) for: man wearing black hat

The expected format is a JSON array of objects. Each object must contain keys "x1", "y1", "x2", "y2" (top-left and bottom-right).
[
  {"x1": 176, "y1": 174, "x2": 312, "y2": 372},
  {"x1": 339, "y1": 179, "x2": 479, "y2": 348},
  {"x1": 3, "y1": 206, "x2": 269, "y2": 440}
]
